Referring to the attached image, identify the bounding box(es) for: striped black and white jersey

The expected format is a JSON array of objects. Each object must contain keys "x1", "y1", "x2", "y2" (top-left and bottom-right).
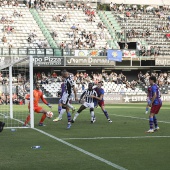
[
  {"x1": 80, "y1": 89, "x2": 97, "y2": 103},
  {"x1": 64, "y1": 75, "x2": 75, "y2": 95}
]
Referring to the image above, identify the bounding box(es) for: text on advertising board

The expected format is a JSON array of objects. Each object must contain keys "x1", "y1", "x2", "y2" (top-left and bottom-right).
[
  {"x1": 33, "y1": 57, "x2": 64, "y2": 66},
  {"x1": 66, "y1": 57, "x2": 115, "y2": 66}
]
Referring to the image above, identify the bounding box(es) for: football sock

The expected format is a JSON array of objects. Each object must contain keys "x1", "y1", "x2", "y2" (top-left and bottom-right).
[
  {"x1": 58, "y1": 106, "x2": 62, "y2": 113},
  {"x1": 67, "y1": 112, "x2": 71, "y2": 122},
  {"x1": 146, "y1": 107, "x2": 149, "y2": 111},
  {"x1": 153, "y1": 116, "x2": 158, "y2": 128},
  {"x1": 103, "y1": 110, "x2": 109, "y2": 119},
  {"x1": 40, "y1": 113, "x2": 46, "y2": 123},
  {"x1": 90, "y1": 111, "x2": 94, "y2": 119},
  {"x1": 24, "y1": 114, "x2": 30, "y2": 125},
  {"x1": 73, "y1": 112, "x2": 79, "y2": 121},
  {"x1": 149, "y1": 117, "x2": 154, "y2": 129},
  {"x1": 58, "y1": 109, "x2": 66, "y2": 119}
]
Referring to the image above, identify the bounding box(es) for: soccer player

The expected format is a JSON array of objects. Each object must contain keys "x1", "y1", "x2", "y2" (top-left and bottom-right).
[
  {"x1": 57, "y1": 82, "x2": 75, "y2": 115},
  {"x1": 92, "y1": 82, "x2": 112, "y2": 123},
  {"x1": 146, "y1": 76, "x2": 162, "y2": 133},
  {"x1": 145, "y1": 86, "x2": 152, "y2": 114},
  {"x1": 57, "y1": 82, "x2": 65, "y2": 114},
  {"x1": 71, "y1": 82, "x2": 97, "y2": 123},
  {"x1": 53, "y1": 70, "x2": 78, "y2": 129},
  {"x1": 23, "y1": 83, "x2": 52, "y2": 126},
  {"x1": 0, "y1": 121, "x2": 5, "y2": 132}
]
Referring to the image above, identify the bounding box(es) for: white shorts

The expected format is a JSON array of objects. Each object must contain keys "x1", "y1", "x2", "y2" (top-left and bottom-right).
[
  {"x1": 61, "y1": 92, "x2": 70, "y2": 105},
  {"x1": 83, "y1": 102, "x2": 94, "y2": 108}
]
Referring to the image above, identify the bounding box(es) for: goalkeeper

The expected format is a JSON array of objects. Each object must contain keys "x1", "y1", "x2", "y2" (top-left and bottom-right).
[{"x1": 23, "y1": 83, "x2": 52, "y2": 126}]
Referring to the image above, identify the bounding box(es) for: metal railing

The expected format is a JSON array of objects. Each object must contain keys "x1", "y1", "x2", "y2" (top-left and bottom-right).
[{"x1": 0, "y1": 48, "x2": 145, "y2": 57}]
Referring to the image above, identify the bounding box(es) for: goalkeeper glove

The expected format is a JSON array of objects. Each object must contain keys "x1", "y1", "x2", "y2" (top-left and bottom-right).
[{"x1": 47, "y1": 103, "x2": 52, "y2": 108}]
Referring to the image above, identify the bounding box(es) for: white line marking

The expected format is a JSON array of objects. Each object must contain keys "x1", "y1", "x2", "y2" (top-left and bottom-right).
[
  {"x1": 5, "y1": 127, "x2": 29, "y2": 129},
  {"x1": 0, "y1": 113, "x2": 30, "y2": 129},
  {"x1": 111, "y1": 114, "x2": 170, "y2": 124},
  {"x1": 63, "y1": 136, "x2": 170, "y2": 140},
  {"x1": 34, "y1": 128, "x2": 127, "y2": 170}
]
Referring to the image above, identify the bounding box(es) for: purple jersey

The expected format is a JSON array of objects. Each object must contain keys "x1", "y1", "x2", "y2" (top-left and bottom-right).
[
  {"x1": 150, "y1": 84, "x2": 162, "y2": 105},
  {"x1": 61, "y1": 83, "x2": 65, "y2": 96},
  {"x1": 94, "y1": 87, "x2": 104, "y2": 101}
]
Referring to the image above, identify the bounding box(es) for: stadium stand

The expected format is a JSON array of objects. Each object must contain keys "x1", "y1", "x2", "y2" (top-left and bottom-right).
[
  {"x1": 102, "y1": 4, "x2": 170, "y2": 56},
  {"x1": 36, "y1": 6, "x2": 116, "y2": 55},
  {"x1": 36, "y1": 71, "x2": 170, "y2": 97},
  {"x1": 1, "y1": 1, "x2": 170, "y2": 99},
  {"x1": 0, "y1": 5, "x2": 50, "y2": 49}
]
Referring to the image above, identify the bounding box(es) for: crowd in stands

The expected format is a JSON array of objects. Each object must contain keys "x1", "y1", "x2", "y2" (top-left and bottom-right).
[
  {"x1": 26, "y1": 0, "x2": 92, "y2": 11},
  {"x1": 27, "y1": 30, "x2": 48, "y2": 48},
  {"x1": 33, "y1": 70, "x2": 170, "y2": 93},
  {"x1": 138, "y1": 71, "x2": 170, "y2": 86},
  {"x1": 0, "y1": 1, "x2": 50, "y2": 49},
  {"x1": 110, "y1": 3, "x2": 170, "y2": 56},
  {"x1": 55, "y1": 4, "x2": 109, "y2": 50},
  {"x1": 0, "y1": 12, "x2": 17, "y2": 47},
  {"x1": 136, "y1": 43, "x2": 160, "y2": 56},
  {"x1": 33, "y1": 71, "x2": 139, "y2": 91},
  {"x1": 59, "y1": 28, "x2": 107, "y2": 50},
  {"x1": 0, "y1": 71, "x2": 28, "y2": 104},
  {"x1": 0, "y1": 92, "x2": 25, "y2": 105},
  {"x1": 110, "y1": 3, "x2": 170, "y2": 14},
  {"x1": 0, "y1": 0, "x2": 18, "y2": 7},
  {"x1": 1, "y1": 69, "x2": 170, "y2": 101}
]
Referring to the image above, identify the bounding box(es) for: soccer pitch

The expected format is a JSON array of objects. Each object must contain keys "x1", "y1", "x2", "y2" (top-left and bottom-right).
[{"x1": 1, "y1": 103, "x2": 170, "y2": 170}]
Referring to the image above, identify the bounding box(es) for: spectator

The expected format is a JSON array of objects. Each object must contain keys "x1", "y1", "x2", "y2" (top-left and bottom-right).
[
  {"x1": 126, "y1": 11, "x2": 131, "y2": 17},
  {"x1": 2, "y1": 35, "x2": 7, "y2": 43},
  {"x1": 138, "y1": 71, "x2": 144, "y2": 82},
  {"x1": 124, "y1": 43, "x2": 128, "y2": 49},
  {"x1": 147, "y1": 45, "x2": 151, "y2": 56},
  {"x1": 137, "y1": 43, "x2": 142, "y2": 56},
  {"x1": 71, "y1": 24, "x2": 76, "y2": 30},
  {"x1": 8, "y1": 40, "x2": 13, "y2": 48}
]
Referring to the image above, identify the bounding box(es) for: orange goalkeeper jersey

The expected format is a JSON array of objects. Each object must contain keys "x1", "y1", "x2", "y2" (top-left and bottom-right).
[{"x1": 25, "y1": 89, "x2": 48, "y2": 107}]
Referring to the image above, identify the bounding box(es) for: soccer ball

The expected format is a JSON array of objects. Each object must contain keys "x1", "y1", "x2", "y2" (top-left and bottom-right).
[{"x1": 46, "y1": 111, "x2": 53, "y2": 118}]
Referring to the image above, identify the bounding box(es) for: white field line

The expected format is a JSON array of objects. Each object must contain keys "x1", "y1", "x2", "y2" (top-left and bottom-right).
[
  {"x1": 34, "y1": 128, "x2": 128, "y2": 170},
  {"x1": 110, "y1": 114, "x2": 170, "y2": 124},
  {"x1": 0, "y1": 113, "x2": 30, "y2": 129},
  {"x1": 0, "y1": 113, "x2": 128, "y2": 169},
  {"x1": 5, "y1": 126, "x2": 29, "y2": 129},
  {"x1": 63, "y1": 136, "x2": 170, "y2": 140}
]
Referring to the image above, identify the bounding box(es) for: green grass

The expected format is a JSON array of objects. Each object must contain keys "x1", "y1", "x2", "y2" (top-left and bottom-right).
[{"x1": 0, "y1": 103, "x2": 170, "y2": 170}]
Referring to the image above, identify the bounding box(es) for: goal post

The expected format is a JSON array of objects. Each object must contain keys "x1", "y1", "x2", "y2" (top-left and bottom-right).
[
  {"x1": 29, "y1": 55, "x2": 34, "y2": 128},
  {"x1": 0, "y1": 55, "x2": 34, "y2": 129}
]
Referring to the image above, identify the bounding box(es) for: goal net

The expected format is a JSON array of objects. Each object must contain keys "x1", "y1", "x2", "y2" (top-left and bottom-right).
[{"x1": 0, "y1": 56, "x2": 34, "y2": 129}]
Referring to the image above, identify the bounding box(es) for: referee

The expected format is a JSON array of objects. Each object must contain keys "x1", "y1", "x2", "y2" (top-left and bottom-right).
[{"x1": 72, "y1": 82, "x2": 97, "y2": 123}]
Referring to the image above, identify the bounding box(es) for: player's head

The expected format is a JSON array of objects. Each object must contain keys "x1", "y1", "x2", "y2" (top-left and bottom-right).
[
  {"x1": 98, "y1": 81, "x2": 103, "y2": 88},
  {"x1": 149, "y1": 76, "x2": 156, "y2": 85},
  {"x1": 35, "y1": 83, "x2": 40, "y2": 90},
  {"x1": 61, "y1": 70, "x2": 69, "y2": 78},
  {"x1": 88, "y1": 82, "x2": 93, "y2": 90}
]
